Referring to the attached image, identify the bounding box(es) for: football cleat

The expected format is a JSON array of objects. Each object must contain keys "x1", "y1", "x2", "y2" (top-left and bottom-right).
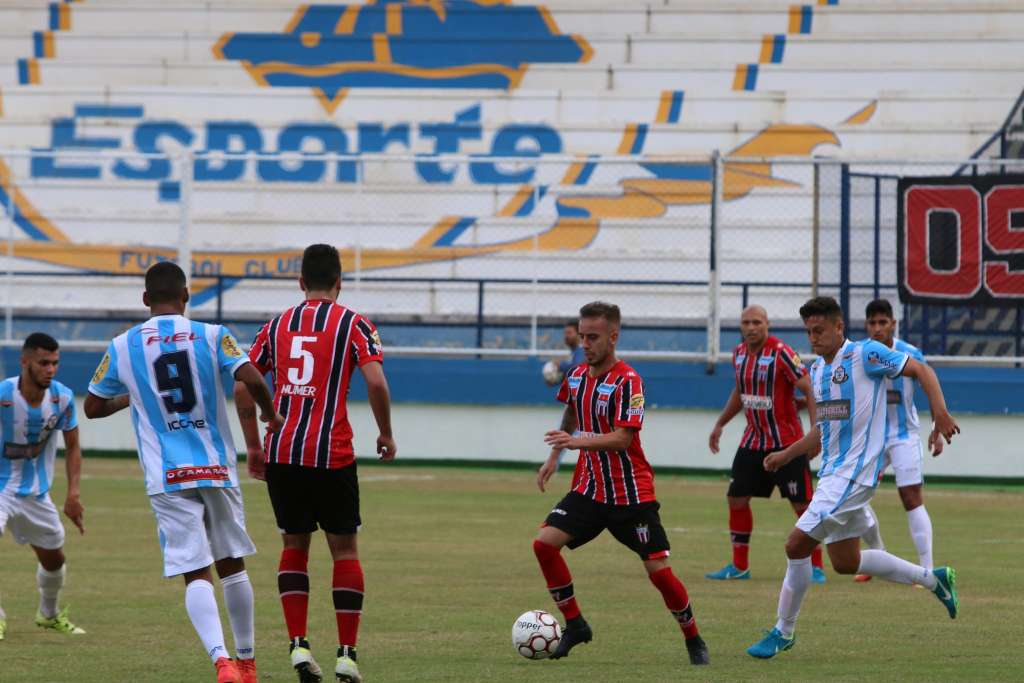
[
  {"x1": 931, "y1": 566, "x2": 959, "y2": 619},
  {"x1": 811, "y1": 567, "x2": 827, "y2": 584},
  {"x1": 747, "y1": 628, "x2": 795, "y2": 659},
  {"x1": 290, "y1": 638, "x2": 324, "y2": 683},
  {"x1": 705, "y1": 563, "x2": 750, "y2": 580},
  {"x1": 214, "y1": 657, "x2": 242, "y2": 683},
  {"x1": 685, "y1": 635, "x2": 710, "y2": 665},
  {"x1": 236, "y1": 658, "x2": 257, "y2": 683},
  {"x1": 35, "y1": 606, "x2": 85, "y2": 634},
  {"x1": 549, "y1": 618, "x2": 592, "y2": 659},
  {"x1": 335, "y1": 655, "x2": 362, "y2": 682},
  {"x1": 0, "y1": 617, "x2": 6, "y2": 641},
  {"x1": 854, "y1": 574, "x2": 872, "y2": 582}
]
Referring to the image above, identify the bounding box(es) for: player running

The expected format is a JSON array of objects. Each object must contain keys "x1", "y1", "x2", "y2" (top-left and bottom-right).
[
  {"x1": 0, "y1": 333, "x2": 86, "y2": 640},
  {"x1": 234, "y1": 243, "x2": 396, "y2": 683},
  {"x1": 747, "y1": 297, "x2": 960, "y2": 659},
  {"x1": 85, "y1": 262, "x2": 281, "y2": 683},
  {"x1": 854, "y1": 299, "x2": 936, "y2": 581},
  {"x1": 706, "y1": 305, "x2": 825, "y2": 583},
  {"x1": 533, "y1": 301, "x2": 710, "y2": 666}
]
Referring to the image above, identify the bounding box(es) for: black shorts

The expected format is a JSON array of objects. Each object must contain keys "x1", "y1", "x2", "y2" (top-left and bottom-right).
[
  {"x1": 728, "y1": 447, "x2": 812, "y2": 503},
  {"x1": 266, "y1": 461, "x2": 361, "y2": 535},
  {"x1": 544, "y1": 492, "x2": 671, "y2": 561}
]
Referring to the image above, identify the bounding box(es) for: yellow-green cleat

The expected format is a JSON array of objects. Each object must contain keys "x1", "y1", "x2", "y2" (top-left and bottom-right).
[
  {"x1": 0, "y1": 616, "x2": 7, "y2": 640},
  {"x1": 35, "y1": 606, "x2": 85, "y2": 634}
]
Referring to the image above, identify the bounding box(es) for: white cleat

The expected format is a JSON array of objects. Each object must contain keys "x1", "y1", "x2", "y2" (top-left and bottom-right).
[
  {"x1": 290, "y1": 639, "x2": 323, "y2": 683},
  {"x1": 335, "y1": 655, "x2": 362, "y2": 683}
]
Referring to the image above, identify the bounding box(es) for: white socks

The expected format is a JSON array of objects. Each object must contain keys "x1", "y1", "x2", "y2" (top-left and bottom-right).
[
  {"x1": 221, "y1": 571, "x2": 255, "y2": 661},
  {"x1": 37, "y1": 564, "x2": 65, "y2": 619},
  {"x1": 185, "y1": 579, "x2": 229, "y2": 663},
  {"x1": 857, "y1": 549, "x2": 937, "y2": 589},
  {"x1": 861, "y1": 505, "x2": 885, "y2": 550},
  {"x1": 906, "y1": 505, "x2": 933, "y2": 570},
  {"x1": 775, "y1": 557, "x2": 812, "y2": 636}
]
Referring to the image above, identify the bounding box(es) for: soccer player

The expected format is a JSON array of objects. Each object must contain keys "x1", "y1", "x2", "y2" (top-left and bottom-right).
[
  {"x1": 234, "y1": 243, "x2": 396, "y2": 683},
  {"x1": 0, "y1": 333, "x2": 85, "y2": 640},
  {"x1": 854, "y1": 299, "x2": 934, "y2": 581},
  {"x1": 557, "y1": 320, "x2": 585, "y2": 377},
  {"x1": 534, "y1": 301, "x2": 710, "y2": 666},
  {"x1": 706, "y1": 305, "x2": 825, "y2": 582},
  {"x1": 747, "y1": 297, "x2": 960, "y2": 659},
  {"x1": 85, "y1": 262, "x2": 281, "y2": 683}
]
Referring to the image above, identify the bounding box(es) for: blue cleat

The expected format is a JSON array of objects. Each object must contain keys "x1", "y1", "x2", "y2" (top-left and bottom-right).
[
  {"x1": 747, "y1": 628, "x2": 795, "y2": 659},
  {"x1": 705, "y1": 563, "x2": 750, "y2": 580},
  {"x1": 931, "y1": 566, "x2": 958, "y2": 619},
  {"x1": 811, "y1": 566, "x2": 827, "y2": 584}
]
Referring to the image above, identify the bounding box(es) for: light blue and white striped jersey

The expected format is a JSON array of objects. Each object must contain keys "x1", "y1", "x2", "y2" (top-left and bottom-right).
[
  {"x1": 88, "y1": 315, "x2": 249, "y2": 496},
  {"x1": 810, "y1": 339, "x2": 909, "y2": 487},
  {"x1": 0, "y1": 377, "x2": 77, "y2": 497},
  {"x1": 883, "y1": 338, "x2": 925, "y2": 442}
]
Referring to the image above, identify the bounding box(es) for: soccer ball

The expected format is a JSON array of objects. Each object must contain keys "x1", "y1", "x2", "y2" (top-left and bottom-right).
[
  {"x1": 512, "y1": 610, "x2": 562, "y2": 659},
  {"x1": 541, "y1": 360, "x2": 563, "y2": 386}
]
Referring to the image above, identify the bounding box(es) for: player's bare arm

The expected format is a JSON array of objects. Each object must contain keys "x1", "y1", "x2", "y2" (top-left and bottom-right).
[
  {"x1": 233, "y1": 381, "x2": 267, "y2": 481},
  {"x1": 235, "y1": 362, "x2": 284, "y2": 433},
  {"x1": 709, "y1": 387, "x2": 742, "y2": 454},
  {"x1": 764, "y1": 426, "x2": 820, "y2": 472},
  {"x1": 545, "y1": 426, "x2": 634, "y2": 452},
  {"x1": 360, "y1": 360, "x2": 396, "y2": 460},
  {"x1": 82, "y1": 393, "x2": 130, "y2": 419},
  {"x1": 537, "y1": 405, "x2": 577, "y2": 491},
  {"x1": 61, "y1": 426, "x2": 85, "y2": 534},
  {"x1": 793, "y1": 374, "x2": 821, "y2": 459},
  {"x1": 901, "y1": 358, "x2": 960, "y2": 453}
]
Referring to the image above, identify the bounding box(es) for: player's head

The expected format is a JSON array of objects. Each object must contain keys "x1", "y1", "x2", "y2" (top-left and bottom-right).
[
  {"x1": 563, "y1": 319, "x2": 579, "y2": 348},
  {"x1": 799, "y1": 296, "x2": 844, "y2": 356},
  {"x1": 300, "y1": 243, "x2": 342, "y2": 298},
  {"x1": 143, "y1": 261, "x2": 189, "y2": 312},
  {"x1": 21, "y1": 332, "x2": 59, "y2": 389},
  {"x1": 865, "y1": 298, "x2": 896, "y2": 346},
  {"x1": 578, "y1": 301, "x2": 620, "y2": 367},
  {"x1": 740, "y1": 304, "x2": 769, "y2": 349}
]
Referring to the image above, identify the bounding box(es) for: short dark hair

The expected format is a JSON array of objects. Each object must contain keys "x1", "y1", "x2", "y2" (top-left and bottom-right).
[
  {"x1": 302, "y1": 243, "x2": 342, "y2": 291},
  {"x1": 799, "y1": 296, "x2": 843, "y2": 322},
  {"x1": 145, "y1": 261, "x2": 187, "y2": 304},
  {"x1": 579, "y1": 301, "x2": 621, "y2": 326},
  {"x1": 23, "y1": 332, "x2": 58, "y2": 353},
  {"x1": 564, "y1": 320, "x2": 579, "y2": 331},
  {"x1": 865, "y1": 298, "x2": 894, "y2": 319}
]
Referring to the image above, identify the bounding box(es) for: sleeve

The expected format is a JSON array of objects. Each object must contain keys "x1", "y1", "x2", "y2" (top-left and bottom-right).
[
  {"x1": 60, "y1": 389, "x2": 78, "y2": 432},
  {"x1": 88, "y1": 342, "x2": 126, "y2": 399},
  {"x1": 217, "y1": 325, "x2": 249, "y2": 376},
  {"x1": 862, "y1": 340, "x2": 909, "y2": 380},
  {"x1": 350, "y1": 315, "x2": 384, "y2": 367},
  {"x1": 556, "y1": 374, "x2": 571, "y2": 404},
  {"x1": 248, "y1": 322, "x2": 273, "y2": 375},
  {"x1": 614, "y1": 376, "x2": 645, "y2": 431},
  {"x1": 777, "y1": 342, "x2": 807, "y2": 384}
]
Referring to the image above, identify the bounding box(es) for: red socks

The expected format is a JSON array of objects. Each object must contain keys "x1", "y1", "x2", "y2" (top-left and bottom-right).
[
  {"x1": 730, "y1": 505, "x2": 753, "y2": 571},
  {"x1": 649, "y1": 567, "x2": 699, "y2": 639},
  {"x1": 532, "y1": 539, "x2": 581, "y2": 620},
  {"x1": 278, "y1": 548, "x2": 309, "y2": 640},
  {"x1": 333, "y1": 559, "x2": 364, "y2": 648}
]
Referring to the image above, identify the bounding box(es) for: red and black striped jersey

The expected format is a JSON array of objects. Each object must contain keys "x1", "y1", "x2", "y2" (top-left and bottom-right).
[
  {"x1": 248, "y1": 299, "x2": 382, "y2": 469},
  {"x1": 732, "y1": 335, "x2": 806, "y2": 451},
  {"x1": 556, "y1": 359, "x2": 656, "y2": 506}
]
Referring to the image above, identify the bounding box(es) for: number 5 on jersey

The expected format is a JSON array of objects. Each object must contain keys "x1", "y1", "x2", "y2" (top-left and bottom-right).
[{"x1": 287, "y1": 336, "x2": 317, "y2": 386}]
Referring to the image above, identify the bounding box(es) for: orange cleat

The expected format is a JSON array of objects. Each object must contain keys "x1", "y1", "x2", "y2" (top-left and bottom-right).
[
  {"x1": 854, "y1": 574, "x2": 872, "y2": 582},
  {"x1": 236, "y1": 658, "x2": 257, "y2": 683},
  {"x1": 215, "y1": 657, "x2": 243, "y2": 683}
]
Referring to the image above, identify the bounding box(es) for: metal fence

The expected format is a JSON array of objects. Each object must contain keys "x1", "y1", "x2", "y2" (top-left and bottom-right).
[{"x1": 2, "y1": 148, "x2": 1023, "y2": 364}]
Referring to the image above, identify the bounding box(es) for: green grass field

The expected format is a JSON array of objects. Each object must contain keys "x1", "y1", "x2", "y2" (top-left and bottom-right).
[{"x1": 1, "y1": 457, "x2": 1021, "y2": 682}]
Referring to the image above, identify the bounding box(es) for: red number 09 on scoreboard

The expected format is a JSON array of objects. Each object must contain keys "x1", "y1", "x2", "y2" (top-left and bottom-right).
[{"x1": 898, "y1": 175, "x2": 1024, "y2": 304}]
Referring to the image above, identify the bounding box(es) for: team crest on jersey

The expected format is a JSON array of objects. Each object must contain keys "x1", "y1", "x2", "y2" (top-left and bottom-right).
[
  {"x1": 92, "y1": 352, "x2": 110, "y2": 384},
  {"x1": 568, "y1": 375, "x2": 582, "y2": 390},
  {"x1": 629, "y1": 394, "x2": 644, "y2": 409},
  {"x1": 370, "y1": 329, "x2": 383, "y2": 350},
  {"x1": 635, "y1": 524, "x2": 650, "y2": 545},
  {"x1": 221, "y1": 334, "x2": 244, "y2": 359},
  {"x1": 831, "y1": 366, "x2": 848, "y2": 384}
]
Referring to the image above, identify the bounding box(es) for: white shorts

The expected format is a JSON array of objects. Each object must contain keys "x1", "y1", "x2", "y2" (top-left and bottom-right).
[
  {"x1": 796, "y1": 475, "x2": 878, "y2": 545},
  {"x1": 883, "y1": 438, "x2": 924, "y2": 488},
  {"x1": 149, "y1": 486, "x2": 256, "y2": 578},
  {"x1": 0, "y1": 490, "x2": 65, "y2": 549}
]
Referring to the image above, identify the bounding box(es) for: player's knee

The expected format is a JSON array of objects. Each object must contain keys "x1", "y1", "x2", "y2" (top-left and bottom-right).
[
  {"x1": 533, "y1": 538, "x2": 559, "y2": 560},
  {"x1": 831, "y1": 557, "x2": 859, "y2": 574}
]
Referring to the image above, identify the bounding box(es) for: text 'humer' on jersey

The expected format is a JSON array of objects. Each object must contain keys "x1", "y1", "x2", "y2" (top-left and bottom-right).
[
  {"x1": 810, "y1": 339, "x2": 909, "y2": 487},
  {"x1": 557, "y1": 360, "x2": 655, "y2": 505},
  {"x1": 89, "y1": 315, "x2": 249, "y2": 495}
]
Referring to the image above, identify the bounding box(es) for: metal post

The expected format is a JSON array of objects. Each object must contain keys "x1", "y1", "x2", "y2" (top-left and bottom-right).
[
  {"x1": 839, "y1": 163, "x2": 851, "y2": 329},
  {"x1": 707, "y1": 151, "x2": 722, "y2": 372},
  {"x1": 178, "y1": 151, "x2": 193, "y2": 313},
  {"x1": 354, "y1": 158, "x2": 363, "y2": 290},
  {"x1": 215, "y1": 276, "x2": 223, "y2": 324},
  {"x1": 873, "y1": 175, "x2": 881, "y2": 301},
  {"x1": 811, "y1": 161, "x2": 820, "y2": 298},
  {"x1": 476, "y1": 280, "x2": 485, "y2": 350},
  {"x1": 530, "y1": 185, "x2": 540, "y2": 357},
  {"x1": 5, "y1": 187, "x2": 13, "y2": 341}
]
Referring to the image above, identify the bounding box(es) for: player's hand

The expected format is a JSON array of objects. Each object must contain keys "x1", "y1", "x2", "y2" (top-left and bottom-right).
[
  {"x1": 928, "y1": 432, "x2": 945, "y2": 457},
  {"x1": 247, "y1": 446, "x2": 267, "y2": 481},
  {"x1": 763, "y1": 449, "x2": 789, "y2": 472},
  {"x1": 537, "y1": 456, "x2": 558, "y2": 493},
  {"x1": 261, "y1": 410, "x2": 285, "y2": 433},
  {"x1": 708, "y1": 424, "x2": 723, "y2": 454},
  {"x1": 544, "y1": 430, "x2": 574, "y2": 450},
  {"x1": 795, "y1": 396, "x2": 808, "y2": 412},
  {"x1": 377, "y1": 434, "x2": 397, "y2": 461},
  {"x1": 64, "y1": 494, "x2": 85, "y2": 534},
  {"x1": 931, "y1": 411, "x2": 960, "y2": 448}
]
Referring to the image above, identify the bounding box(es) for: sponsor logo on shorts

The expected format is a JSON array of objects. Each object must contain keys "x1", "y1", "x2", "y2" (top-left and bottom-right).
[
  {"x1": 817, "y1": 399, "x2": 852, "y2": 421},
  {"x1": 787, "y1": 480, "x2": 799, "y2": 496},
  {"x1": 551, "y1": 507, "x2": 567, "y2": 516},
  {"x1": 280, "y1": 383, "x2": 317, "y2": 397},
  {"x1": 635, "y1": 524, "x2": 650, "y2": 545},
  {"x1": 165, "y1": 465, "x2": 230, "y2": 484}
]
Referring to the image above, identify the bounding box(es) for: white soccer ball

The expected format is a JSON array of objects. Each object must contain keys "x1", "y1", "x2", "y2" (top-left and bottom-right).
[
  {"x1": 541, "y1": 360, "x2": 563, "y2": 386},
  {"x1": 512, "y1": 609, "x2": 562, "y2": 660}
]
